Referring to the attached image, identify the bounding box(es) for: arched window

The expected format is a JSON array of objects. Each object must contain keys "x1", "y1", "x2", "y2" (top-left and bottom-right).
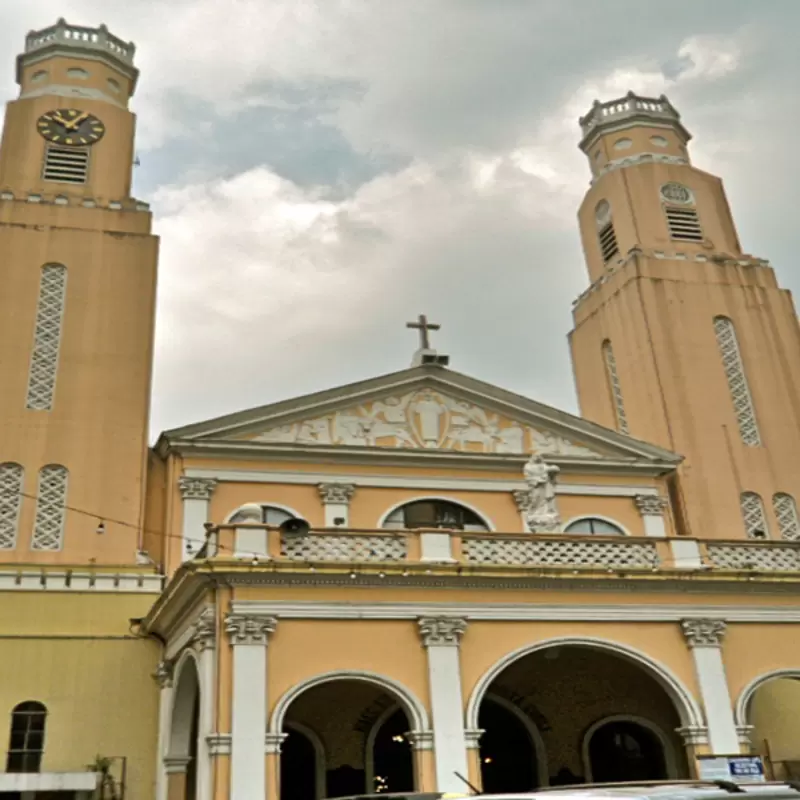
[
  {"x1": 382, "y1": 500, "x2": 489, "y2": 532},
  {"x1": 229, "y1": 505, "x2": 294, "y2": 525},
  {"x1": 713, "y1": 316, "x2": 760, "y2": 446},
  {"x1": 740, "y1": 492, "x2": 769, "y2": 539},
  {"x1": 564, "y1": 517, "x2": 625, "y2": 536},
  {"x1": 595, "y1": 200, "x2": 619, "y2": 263},
  {"x1": 773, "y1": 493, "x2": 799, "y2": 541},
  {"x1": 31, "y1": 465, "x2": 69, "y2": 551},
  {"x1": 602, "y1": 340, "x2": 629, "y2": 434},
  {"x1": 0, "y1": 463, "x2": 24, "y2": 550},
  {"x1": 26, "y1": 264, "x2": 67, "y2": 411},
  {"x1": 6, "y1": 701, "x2": 47, "y2": 773}
]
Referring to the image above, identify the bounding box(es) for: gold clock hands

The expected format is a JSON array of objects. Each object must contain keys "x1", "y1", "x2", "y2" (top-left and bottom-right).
[
  {"x1": 64, "y1": 112, "x2": 90, "y2": 131},
  {"x1": 51, "y1": 112, "x2": 70, "y2": 127}
]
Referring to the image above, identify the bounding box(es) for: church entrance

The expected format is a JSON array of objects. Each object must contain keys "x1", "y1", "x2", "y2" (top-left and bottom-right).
[
  {"x1": 279, "y1": 679, "x2": 416, "y2": 800},
  {"x1": 476, "y1": 644, "x2": 686, "y2": 790}
]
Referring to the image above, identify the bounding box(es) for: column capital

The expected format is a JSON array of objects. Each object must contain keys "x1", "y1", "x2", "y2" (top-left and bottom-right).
[
  {"x1": 317, "y1": 482, "x2": 355, "y2": 504},
  {"x1": 164, "y1": 755, "x2": 192, "y2": 774},
  {"x1": 190, "y1": 608, "x2": 216, "y2": 651},
  {"x1": 418, "y1": 616, "x2": 467, "y2": 647},
  {"x1": 179, "y1": 476, "x2": 218, "y2": 501},
  {"x1": 681, "y1": 618, "x2": 727, "y2": 648},
  {"x1": 635, "y1": 494, "x2": 669, "y2": 516},
  {"x1": 405, "y1": 730, "x2": 433, "y2": 750},
  {"x1": 225, "y1": 612, "x2": 277, "y2": 646},
  {"x1": 206, "y1": 733, "x2": 232, "y2": 756},
  {"x1": 511, "y1": 489, "x2": 532, "y2": 513},
  {"x1": 153, "y1": 660, "x2": 174, "y2": 689},
  {"x1": 737, "y1": 724, "x2": 755, "y2": 746},
  {"x1": 465, "y1": 728, "x2": 485, "y2": 749},
  {"x1": 676, "y1": 725, "x2": 709, "y2": 746},
  {"x1": 264, "y1": 732, "x2": 288, "y2": 754}
]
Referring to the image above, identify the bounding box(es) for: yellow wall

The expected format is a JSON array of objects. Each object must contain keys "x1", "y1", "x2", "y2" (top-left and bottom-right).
[{"x1": 749, "y1": 679, "x2": 800, "y2": 766}]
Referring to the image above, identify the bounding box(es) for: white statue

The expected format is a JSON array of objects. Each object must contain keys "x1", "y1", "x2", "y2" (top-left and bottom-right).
[{"x1": 523, "y1": 454, "x2": 561, "y2": 532}]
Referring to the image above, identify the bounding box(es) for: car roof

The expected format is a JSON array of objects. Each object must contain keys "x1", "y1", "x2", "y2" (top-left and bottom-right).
[{"x1": 477, "y1": 782, "x2": 800, "y2": 800}]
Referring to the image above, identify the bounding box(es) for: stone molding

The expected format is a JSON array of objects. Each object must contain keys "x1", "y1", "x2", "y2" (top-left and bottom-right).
[
  {"x1": 676, "y1": 725, "x2": 709, "y2": 746},
  {"x1": 317, "y1": 483, "x2": 355, "y2": 505},
  {"x1": 225, "y1": 613, "x2": 277, "y2": 646},
  {"x1": 464, "y1": 728, "x2": 485, "y2": 749},
  {"x1": 418, "y1": 616, "x2": 467, "y2": 647},
  {"x1": 190, "y1": 608, "x2": 216, "y2": 651},
  {"x1": 178, "y1": 476, "x2": 218, "y2": 501},
  {"x1": 736, "y1": 724, "x2": 755, "y2": 746},
  {"x1": 681, "y1": 618, "x2": 727, "y2": 648},
  {"x1": 206, "y1": 733, "x2": 232, "y2": 756},
  {"x1": 153, "y1": 660, "x2": 174, "y2": 689},
  {"x1": 164, "y1": 755, "x2": 192, "y2": 774},
  {"x1": 264, "y1": 732, "x2": 288, "y2": 754},
  {"x1": 405, "y1": 730, "x2": 434, "y2": 750},
  {"x1": 635, "y1": 494, "x2": 669, "y2": 516}
]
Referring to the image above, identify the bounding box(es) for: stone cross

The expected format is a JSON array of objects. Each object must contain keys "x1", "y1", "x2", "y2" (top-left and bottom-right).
[{"x1": 406, "y1": 314, "x2": 440, "y2": 350}]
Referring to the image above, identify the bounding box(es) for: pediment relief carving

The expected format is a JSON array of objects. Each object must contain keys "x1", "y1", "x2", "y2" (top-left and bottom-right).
[{"x1": 243, "y1": 389, "x2": 600, "y2": 457}]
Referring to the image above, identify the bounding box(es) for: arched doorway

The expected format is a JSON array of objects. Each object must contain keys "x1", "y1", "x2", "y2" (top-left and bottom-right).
[
  {"x1": 737, "y1": 671, "x2": 800, "y2": 780},
  {"x1": 168, "y1": 654, "x2": 201, "y2": 800},
  {"x1": 586, "y1": 718, "x2": 668, "y2": 782},
  {"x1": 470, "y1": 641, "x2": 688, "y2": 789},
  {"x1": 277, "y1": 675, "x2": 424, "y2": 799}
]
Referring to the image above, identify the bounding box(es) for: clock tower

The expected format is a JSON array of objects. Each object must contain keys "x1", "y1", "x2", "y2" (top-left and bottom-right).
[{"x1": 0, "y1": 20, "x2": 158, "y2": 563}]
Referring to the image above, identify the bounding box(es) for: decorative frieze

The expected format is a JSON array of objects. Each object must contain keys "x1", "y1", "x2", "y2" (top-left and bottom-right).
[
  {"x1": 153, "y1": 660, "x2": 174, "y2": 689},
  {"x1": 317, "y1": 483, "x2": 355, "y2": 505},
  {"x1": 225, "y1": 613, "x2": 277, "y2": 646},
  {"x1": 681, "y1": 618, "x2": 727, "y2": 648},
  {"x1": 178, "y1": 477, "x2": 218, "y2": 501},
  {"x1": 418, "y1": 616, "x2": 467, "y2": 647},
  {"x1": 634, "y1": 494, "x2": 669, "y2": 516}
]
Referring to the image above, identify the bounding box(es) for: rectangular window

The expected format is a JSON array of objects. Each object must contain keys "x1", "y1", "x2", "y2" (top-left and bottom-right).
[
  {"x1": 665, "y1": 206, "x2": 703, "y2": 242},
  {"x1": 42, "y1": 145, "x2": 90, "y2": 184},
  {"x1": 598, "y1": 221, "x2": 619, "y2": 262}
]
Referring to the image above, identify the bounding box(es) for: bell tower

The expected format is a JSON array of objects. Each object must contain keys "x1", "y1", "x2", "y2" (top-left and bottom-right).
[
  {"x1": 0, "y1": 20, "x2": 158, "y2": 563},
  {"x1": 569, "y1": 92, "x2": 800, "y2": 542}
]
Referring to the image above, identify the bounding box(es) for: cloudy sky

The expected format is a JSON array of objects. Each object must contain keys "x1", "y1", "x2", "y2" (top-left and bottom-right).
[{"x1": 1, "y1": 1, "x2": 797, "y2": 438}]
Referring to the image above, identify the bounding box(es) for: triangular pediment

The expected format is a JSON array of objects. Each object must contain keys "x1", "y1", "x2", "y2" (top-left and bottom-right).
[{"x1": 161, "y1": 366, "x2": 679, "y2": 466}]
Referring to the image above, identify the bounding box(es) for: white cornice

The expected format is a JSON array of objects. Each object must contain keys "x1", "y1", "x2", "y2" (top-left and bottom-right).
[
  {"x1": 0, "y1": 570, "x2": 162, "y2": 593},
  {"x1": 184, "y1": 466, "x2": 658, "y2": 496},
  {"x1": 231, "y1": 600, "x2": 800, "y2": 624}
]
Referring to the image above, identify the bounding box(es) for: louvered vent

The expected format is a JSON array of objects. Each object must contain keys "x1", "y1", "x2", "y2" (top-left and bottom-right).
[
  {"x1": 42, "y1": 145, "x2": 89, "y2": 184},
  {"x1": 665, "y1": 206, "x2": 703, "y2": 242},
  {"x1": 598, "y1": 221, "x2": 619, "y2": 262}
]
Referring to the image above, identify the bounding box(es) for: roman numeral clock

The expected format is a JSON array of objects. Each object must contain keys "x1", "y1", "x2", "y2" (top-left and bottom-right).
[{"x1": 37, "y1": 108, "x2": 106, "y2": 146}]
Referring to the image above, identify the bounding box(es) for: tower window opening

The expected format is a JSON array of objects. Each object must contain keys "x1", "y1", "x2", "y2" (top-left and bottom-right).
[
  {"x1": 773, "y1": 493, "x2": 800, "y2": 541},
  {"x1": 42, "y1": 145, "x2": 89, "y2": 185},
  {"x1": 664, "y1": 206, "x2": 703, "y2": 242},
  {"x1": 740, "y1": 492, "x2": 769, "y2": 540},
  {"x1": 598, "y1": 221, "x2": 620, "y2": 262}
]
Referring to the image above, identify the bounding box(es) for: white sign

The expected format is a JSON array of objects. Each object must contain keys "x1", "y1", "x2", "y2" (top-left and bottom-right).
[{"x1": 697, "y1": 755, "x2": 765, "y2": 784}]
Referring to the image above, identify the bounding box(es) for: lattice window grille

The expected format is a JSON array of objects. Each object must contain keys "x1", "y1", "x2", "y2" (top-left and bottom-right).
[
  {"x1": 713, "y1": 317, "x2": 760, "y2": 446},
  {"x1": 26, "y1": 265, "x2": 67, "y2": 411},
  {"x1": 31, "y1": 465, "x2": 68, "y2": 551},
  {"x1": 42, "y1": 145, "x2": 89, "y2": 184},
  {"x1": 665, "y1": 207, "x2": 703, "y2": 242},
  {"x1": 463, "y1": 536, "x2": 660, "y2": 569},
  {"x1": 0, "y1": 463, "x2": 24, "y2": 550},
  {"x1": 281, "y1": 533, "x2": 407, "y2": 562},
  {"x1": 773, "y1": 493, "x2": 800, "y2": 541},
  {"x1": 740, "y1": 492, "x2": 769, "y2": 540},
  {"x1": 602, "y1": 341, "x2": 629, "y2": 434},
  {"x1": 707, "y1": 543, "x2": 800, "y2": 572}
]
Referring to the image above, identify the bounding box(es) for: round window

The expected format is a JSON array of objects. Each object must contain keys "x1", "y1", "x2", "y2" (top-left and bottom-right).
[{"x1": 660, "y1": 183, "x2": 693, "y2": 204}]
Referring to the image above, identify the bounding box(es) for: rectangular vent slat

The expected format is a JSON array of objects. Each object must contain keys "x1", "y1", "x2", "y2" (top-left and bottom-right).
[
  {"x1": 42, "y1": 145, "x2": 90, "y2": 185},
  {"x1": 665, "y1": 207, "x2": 703, "y2": 242},
  {"x1": 598, "y1": 221, "x2": 619, "y2": 262}
]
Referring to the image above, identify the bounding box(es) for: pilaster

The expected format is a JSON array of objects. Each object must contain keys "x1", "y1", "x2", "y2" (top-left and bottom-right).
[
  {"x1": 681, "y1": 618, "x2": 739, "y2": 754},
  {"x1": 153, "y1": 661, "x2": 174, "y2": 800},
  {"x1": 225, "y1": 613, "x2": 277, "y2": 800},
  {"x1": 418, "y1": 616, "x2": 469, "y2": 794},
  {"x1": 634, "y1": 494, "x2": 668, "y2": 537},
  {"x1": 317, "y1": 482, "x2": 355, "y2": 526},
  {"x1": 190, "y1": 609, "x2": 216, "y2": 800},
  {"x1": 178, "y1": 477, "x2": 217, "y2": 561}
]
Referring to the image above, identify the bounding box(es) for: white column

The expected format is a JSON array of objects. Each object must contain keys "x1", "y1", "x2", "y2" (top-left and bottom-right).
[
  {"x1": 178, "y1": 477, "x2": 218, "y2": 561},
  {"x1": 192, "y1": 610, "x2": 216, "y2": 800},
  {"x1": 418, "y1": 617, "x2": 469, "y2": 793},
  {"x1": 226, "y1": 613, "x2": 277, "y2": 800},
  {"x1": 635, "y1": 494, "x2": 668, "y2": 537},
  {"x1": 317, "y1": 483, "x2": 355, "y2": 526},
  {"x1": 153, "y1": 661, "x2": 174, "y2": 800},
  {"x1": 682, "y1": 619, "x2": 740, "y2": 754}
]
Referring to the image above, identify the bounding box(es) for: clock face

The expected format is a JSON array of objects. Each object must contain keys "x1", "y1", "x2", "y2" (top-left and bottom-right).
[{"x1": 36, "y1": 108, "x2": 106, "y2": 147}]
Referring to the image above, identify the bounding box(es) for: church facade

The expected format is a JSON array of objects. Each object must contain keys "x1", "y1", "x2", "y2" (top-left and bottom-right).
[{"x1": 1, "y1": 18, "x2": 800, "y2": 800}]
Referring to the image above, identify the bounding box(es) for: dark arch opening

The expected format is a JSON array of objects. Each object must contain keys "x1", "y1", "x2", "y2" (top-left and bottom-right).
[
  {"x1": 281, "y1": 728, "x2": 317, "y2": 800},
  {"x1": 7, "y1": 701, "x2": 47, "y2": 773},
  {"x1": 370, "y1": 707, "x2": 414, "y2": 794},
  {"x1": 478, "y1": 698, "x2": 538, "y2": 793},
  {"x1": 588, "y1": 720, "x2": 667, "y2": 782},
  {"x1": 383, "y1": 499, "x2": 489, "y2": 531}
]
